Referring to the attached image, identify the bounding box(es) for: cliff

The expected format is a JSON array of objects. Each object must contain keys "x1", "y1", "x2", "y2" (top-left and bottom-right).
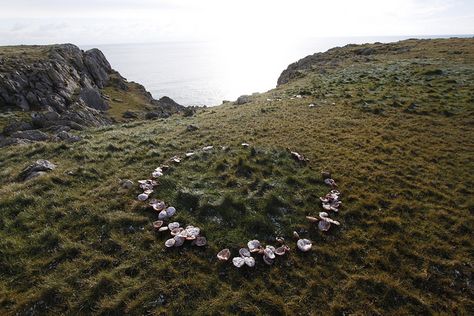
[{"x1": 0, "y1": 44, "x2": 183, "y2": 144}]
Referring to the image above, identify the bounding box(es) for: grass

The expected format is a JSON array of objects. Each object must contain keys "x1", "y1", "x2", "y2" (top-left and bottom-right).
[{"x1": 0, "y1": 38, "x2": 473, "y2": 315}]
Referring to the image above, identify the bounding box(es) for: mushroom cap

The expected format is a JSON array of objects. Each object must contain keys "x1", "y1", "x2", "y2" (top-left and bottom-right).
[
  {"x1": 274, "y1": 246, "x2": 286, "y2": 256},
  {"x1": 144, "y1": 189, "x2": 154, "y2": 195},
  {"x1": 152, "y1": 220, "x2": 164, "y2": 229},
  {"x1": 137, "y1": 193, "x2": 149, "y2": 201},
  {"x1": 244, "y1": 256, "x2": 255, "y2": 267},
  {"x1": 323, "y1": 217, "x2": 340, "y2": 226},
  {"x1": 322, "y1": 203, "x2": 332, "y2": 211},
  {"x1": 306, "y1": 216, "x2": 319, "y2": 223},
  {"x1": 158, "y1": 226, "x2": 169, "y2": 232},
  {"x1": 319, "y1": 212, "x2": 329, "y2": 218},
  {"x1": 232, "y1": 257, "x2": 245, "y2": 268},
  {"x1": 266, "y1": 245, "x2": 276, "y2": 252},
  {"x1": 264, "y1": 247, "x2": 275, "y2": 259},
  {"x1": 263, "y1": 255, "x2": 274, "y2": 265},
  {"x1": 217, "y1": 248, "x2": 231, "y2": 261},
  {"x1": 241, "y1": 143, "x2": 250, "y2": 147},
  {"x1": 239, "y1": 248, "x2": 251, "y2": 257},
  {"x1": 195, "y1": 236, "x2": 207, "y2": 246},
  {"x1": 247, "y1": 240, "x2": 261, "y2": 252},
  {"x1": 202, "y1": 145, "x2": 214, "y2": 151},
  {"x1": 186, "y1": 226, "x2": 200, "y2": 237},
  {"x1": 168, "y1": 222, "x2": 180, "y2": 230},
  {"x1": 293, "y1": 231, "x2": 300, "y2": 239},
  {"x1": 165, "y1": 238, "x2": 176, "y2": 247},
  {"x1": 158, "y1": 210, "x2": 168, "y2": 220},
  {"x1": 151, "y1": 201, "x2": 166, "y2": 212},
  {"x1": 185, "y1": 152, "x2": 195, "y2": 157},
  {"x1": 170, "y1": 227, "x2": 184, "y2": 236},
  {"x1": 276, "y1": 237, "x2": 285, "y2": 243},
  {"x1": 152, "y1": 170, "x2": 163, "y2": 178},
  {"x1": 174, "y1": 236, "x2": 185, "y2": 247},
  {"x1": 318, "y1": 220, "x2": 331, "y2": 231},
  {"x1": 166, "y1": 206, "x2": 176, "y2": 217},
  {"x1": 297, "y1": 239, "x2": 312, "y2": 252}
]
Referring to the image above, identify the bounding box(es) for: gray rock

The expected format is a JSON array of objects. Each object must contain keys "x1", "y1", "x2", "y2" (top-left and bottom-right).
[
  {"x1": 123, "y1": 110, "x2": 138, "y2": 119},
  {"x1": 186, "y1": 124, "x2": 199, "y2": 132},
  {"x1": 3, "y1": 121, "x2": 33, "y2": 135},
  {"x1": 145, "y1": 111, "x2": 160, "y2": 120},
  {"x1": 10, "y1": 130, "x2": 49, "y2": 141},
  {"x1": 79, "y1": 87, "x2": 109, "y2": 110},
  {"x1": 56, "y1": 130, "x2": 81, "y2": 142},
  {"x1": 19, "y1": 159, "x2": 56, "y2": 181},
  {"x1": 235, "y1": 95, "x2": 251, "y2": 105}
]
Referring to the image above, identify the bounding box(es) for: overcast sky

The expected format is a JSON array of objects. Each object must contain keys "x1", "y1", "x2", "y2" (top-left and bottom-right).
[{"x1": 0, "y1": 0, "x2": 473, "y2": 45}]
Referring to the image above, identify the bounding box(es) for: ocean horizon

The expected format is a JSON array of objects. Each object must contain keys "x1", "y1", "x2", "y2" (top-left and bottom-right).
[{"x1": 82, "y1": 34, "x2": 472, "y2": 106}]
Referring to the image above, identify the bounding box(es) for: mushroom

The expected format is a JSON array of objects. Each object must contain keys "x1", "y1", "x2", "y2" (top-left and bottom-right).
[
  {"x1": 152, "y1": 220, "x2": 164, "y2": 229},
  {"x1": 202, "y1": 146, "x2": 213, "y2": 151},
  {"x1": 185, "y1": 152, "x2": 195, "y2": 157},
  {"x1": 195, "y1": 236, "x2": 207, "y2": 246},
  {"x1": 159, "y1": 226, "x2": 169, "y2": 232},
  {"x1": 152, "y1": 168, "x2": 163, "y2": 178},
  {"x1": 151, "y1": 201, "x2": 166, "y2": 212},
  {"x1": 276, "y1": 237, "x2": 285, "y2": 244},
  {"x1": 324, "y1": 178, "x2": 338, "y2": 187},
  {"x1": 170, "y1": 156, "x2": 181, "y2": 163},
  {"x1": 166, "y1": 206, "x2": 176, "y2": 217},
  {"x1": 306, "y1": 216, "x2": 319, "y2": 223},
  {"x1": 241, "y1": 143, "x2": 250, "y2": 147},
  {"x1": 274, "y1": 246, "x2": 286, "y2": 256},
  {"x1": 170, "y1": 227, "x2": 184, "y2": 236},
  {"x1": 186, "y1": 226, "x2": 200, "y2": 237},
  {"x1": 165, "y1": 238, "x2": 176, "y2": 247},
  {"x1": 217, "y1": 248, "x2": 231, "y2": 261},
  {"x1": 143, "y1": 189, "x2": 153, "y2": 195},
  {"x1": 319, "y1": 212, "x2": 329, "y2": 218},
  {"x1": 137, "y1": 193, "x2": 149, "y2": 201},
  {"x1": 239, "y1": 248, "x2": 251, "y2": 257},
  {"x1": 263, "y1": 255, "x2": 274, "y2": 265},
  {"x1": 232, "y1": 257, "x2": 245, "y2": 268},
  {"x1": 293, "y1": 231, "x2": 300, "y2": 239},
  {"x1": 264, "y1": 247, "x2": 275, "y2": 259},
  {"x1": 247, "y1": 240, "x2": 261, "y2": 253},
  {"x1": 244, "y1": 256, "x2": 255, "y2": 267},
  {"x1": 297, "y1": 239, "x2": 312, "y2": 252},
  {"x1": 174, "y1": 236, "x2": 185, "y2": 247},
  {"x1": 318, "y1": 220, "x2": 331, "y2": 232},
  {"x1": 158, "y1": 210, "x2": 168, "y2": 220},
  {"x1": 168, "y1": 222, "x2": 180, "y2": 230}
]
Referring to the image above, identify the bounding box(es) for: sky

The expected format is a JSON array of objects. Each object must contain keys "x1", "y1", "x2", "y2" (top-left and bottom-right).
[{"x1": 0, "y1": 0, "x2": 473, "y2": 45}]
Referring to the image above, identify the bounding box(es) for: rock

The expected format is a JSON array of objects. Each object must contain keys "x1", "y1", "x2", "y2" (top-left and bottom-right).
[
  {"x1": 56, "y1": 130, "x2": 81, "y2": 142},
  {"x1": 120, "y1": 179, "x2": 134, "y2": 190},
  {"x1": 122, "y1": 110, "x2": 138, "y2": 119},
  {"x1": 186, "y1": 124, "x2": 199, "y2": 132},
  {"x1": 2, "y1": 121, "x2": 33, "y2": 135},
  {"x1": 10, "y1": 130, "x2": 49, "y2": 141},
  {"x1": 19, "y1": 159, "x2": 56, "y2": 181},
  {"x1": 145, "y1": 112, "x2": 160, "y2": 120},
  {"x1": 235, "y1": 95, "x2": 251, "y2": 105},
  {"x1": 79, "y1": 87, "x2": 109, "y2": 110}
]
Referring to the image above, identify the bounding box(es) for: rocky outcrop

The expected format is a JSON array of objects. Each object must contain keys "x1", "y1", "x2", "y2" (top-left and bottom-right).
[
  {"x1": 0, "y1": 44, "x2": 116, "y2": 128},
  {"x1": 0, "y1": 43, "x2": 184, "y2": 147}
]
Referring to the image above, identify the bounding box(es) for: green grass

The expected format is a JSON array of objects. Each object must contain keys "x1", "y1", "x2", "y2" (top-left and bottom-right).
[{"x1": 0, "y1": 38, "x2": 473, "y2": 315}]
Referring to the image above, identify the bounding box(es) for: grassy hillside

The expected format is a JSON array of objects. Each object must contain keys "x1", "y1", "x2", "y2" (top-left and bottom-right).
[{"x1": 0, "y1": 38, "x2": 473, "y2": 315}]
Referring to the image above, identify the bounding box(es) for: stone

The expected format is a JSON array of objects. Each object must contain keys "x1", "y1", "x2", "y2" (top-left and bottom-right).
[
  {"x1": 235, "y1": 95, "x2": 251, "y2": 105},
  {"x1": 19, "y1": 159, "x2": 56, "y2": 181},
  {"x1": 122, "y1": 110, "x2": 138, "y2": 119},
  {"x1": 186, "y1": 124, "x2": 199, "y2": 132},
  {"x1": 10, "y1": 130, "x2": 49, "y2": 141}
]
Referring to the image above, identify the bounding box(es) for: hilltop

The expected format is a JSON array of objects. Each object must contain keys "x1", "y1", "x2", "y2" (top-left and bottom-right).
[{"x1": 0, "y1": 38, "x2": 473, "y2": 315}]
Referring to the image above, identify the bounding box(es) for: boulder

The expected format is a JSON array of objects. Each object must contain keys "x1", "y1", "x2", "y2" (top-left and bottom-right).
[
  {"x1": 235, "y1": 95, "x2": 251, "y2": 105},
  {"x1": 18, "y1": 159, "x2": 56, "y2": 181},
  {"x1": 79, "y1": 87, "x2": 109, "y2": 110},
  {"x1": 123, "y1": 110, "x2": 138, "y2": 119}
]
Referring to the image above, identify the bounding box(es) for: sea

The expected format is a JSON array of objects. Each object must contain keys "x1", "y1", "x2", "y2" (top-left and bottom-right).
[{"x1": 81, "y1": 35, "x2": 470, "y2": 106}]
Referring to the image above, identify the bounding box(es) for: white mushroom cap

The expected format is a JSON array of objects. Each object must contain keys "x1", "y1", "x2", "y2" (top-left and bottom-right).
[
  {"x1": 158, "y1": 210, "x2": 168, "y2": 220},
  {"x1": 174, "y1": 236, "x2": 185, "y2": 247},
  {"x1": 239, "y1": 248, "x2": 251, "y2": 257},
  {"x1": 318, "y1": 220, "x2": 331, "y2": 231},
  {"x1": 266, "y1": 245, "x2": 276, "y2": 252},
  {"x1": 244, "y1": 256, "x2": 255, "y2": 267},
  {"x1": 137, "y1": 193, "x2": 149, "y2": 201},
  {"x1": 152, "y1": 170, "x2": 163, "y2": 178},
  {"x1": 276, "y1": 237, "x2": 285, "y2": 243},
  {"x1": 202, "y1": 146, "x2": 214, "y2": 151},
  {"x1": 152, "y1": 220, "x2": 164, "y2": 229},
  {"x1": 195, "y1": 236, "x2": 207, "y2": 246},
  {"x1": 293, "y1": 231, "x2": 300, "y2": 239},
  {"x1": 322, "y1": 203, "x2": 332, "y2": 211},
  {"x1": 186, "y1": 226, "x2": 200, "y2": 237},
  {"x1": 144, "y1": 189, "x2": 153, "y2": 195},
  {"x1": 247, "y1": 240, "x2": 261, "y2": 252},
  {"x1": 168, "y1": 222, "x2": 180, "y2": 230},
  {"x1": 158, "y1": 226, "x2": 169, "y2": 232},
  {"x1": 297, "y1": 239, "x2": 312, "y2": 252},
  {"x1": 217, "y1": 248, "x2": 231, "y2": 261},
  {"x1": 323, "y1": 217, "x2": 340, "y2": 226},
  {"x1": 306, "y1": 216, "x2": 319, "y2": 223},
  {"x1": 166, "y1": 206, "x2": 176, "y2": 217},
  {"x1": 151, "y1": 201, "x2": 166, "y2": 212},
  {"x1": 165, "y1": 238, "x2": 176, "y2": 247},
  {"x1": 232, "y1": 257, "x2": 245, "y2": 268},
  {"x1": 264, "y1": 247, "x2": 275, "y2": 259},
  {"x1": 319, "y1": 212, "x2": 329, "y2": 218},
  {"x1": 185, "y1": 152, "x2": 195, "y2": 157}
]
